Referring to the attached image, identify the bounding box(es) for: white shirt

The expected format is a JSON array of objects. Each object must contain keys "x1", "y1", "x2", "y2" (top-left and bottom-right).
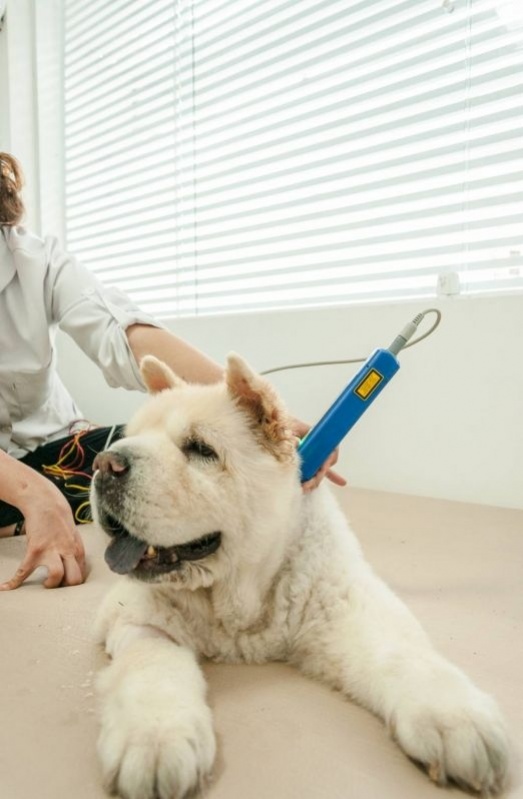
[{"x1": 0, "y1": 226, "x2": 162, "y2": 458}]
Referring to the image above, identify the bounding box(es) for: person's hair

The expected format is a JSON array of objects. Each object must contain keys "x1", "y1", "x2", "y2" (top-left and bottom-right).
[{"x1": 0, "y1": 152, "x2": 25, "y2": 226}]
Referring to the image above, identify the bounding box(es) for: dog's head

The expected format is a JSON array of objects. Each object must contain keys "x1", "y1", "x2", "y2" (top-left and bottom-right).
[{"x1": 91, "y1": 354, "x2": 302, "y2": 590}]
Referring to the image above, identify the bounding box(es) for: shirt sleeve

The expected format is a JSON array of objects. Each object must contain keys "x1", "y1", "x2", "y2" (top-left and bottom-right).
[{"x1": 44, "y1": 236, "x2": 166, "y2": 391}]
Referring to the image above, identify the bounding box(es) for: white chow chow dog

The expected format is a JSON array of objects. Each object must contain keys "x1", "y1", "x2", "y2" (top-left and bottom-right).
[{"x1": 91, "y1": 354, "x2": 509, "y2": 799}]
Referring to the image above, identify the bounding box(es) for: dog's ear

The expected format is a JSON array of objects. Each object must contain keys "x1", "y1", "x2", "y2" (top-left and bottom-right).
[
  {"x1": 226, "y1": 353, "x2": 296, "y2": 461},
  {"x1": 140, "y1": 356, "x2": 186, "y2": 394}
]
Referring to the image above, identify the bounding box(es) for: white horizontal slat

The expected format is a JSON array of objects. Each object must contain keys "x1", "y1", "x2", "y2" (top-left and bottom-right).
[
  {"x1": 65, "y1": 48, "x2": 175, "y2": 117},
  {"x1": 182, "y1": 89, "x2": 523, "y2": 184},
  {"x1": 65, "y1": 171, "x2": 523, "y2": 239},
  {"x1": 182, "y1": 0, "x2": 438, "y2": 86},
  {"x1": 66, "y1": 119, "x2": 177, "y2": 175},
  {"x1": 65, "y1": 0, "x2": 174, "y2": 69},
  {"x1": 176, "y1": 43, "x2": 521, "y2": 151},
  {"x1": 99, "y1": 246, "x2": 523, "y2": 290},
  {"x1": 63, "y1": 0, "x2": 523, "y2": 317},
  {"x1": 176, "y1": 2, "x2": 458, "y2": 90},
  {"x1": 65, "y1": 121, "x2": 523, "y2": 227},
  {"x1": 176, "y1": 15, "x2": 519, "y2": 124},
  {"x1": 65, "y1": 13, "x2": 176, "y2": 91},
  {"x1": 66, "y1": 180, "x2": 523, "y2": 247},
  {"x1": 65, "y1": 36, "x2": 177, "y2": 115},
  {"x1": 176, "y1": 5, "x2": 497, "y2": 101},
  {"x1": 65, "y1": 53, "x2": 518, "y2": 175},
  {"x1": 66, "y1": 70, "x2": 175, "y2": 137},
  {"x1": 65, "y1": 0, "x2": 150, "y2": 37},
  {"x1": 110, "y1": 253, "x2": 520, "y2": 300},
  {"x1": 179, "y1": 150, "x2": 523, "y2": 213},
  {"x1": 89, "y1": 242, "x2": 521, "y2": 284},
  {"x1": 63, "y1": 109, "x2": 520, "y2": 202},
  {"x1": 64, "y1": 151, "x2": 178, "y2": 200},
  {"x1": 77, "y1": 220, "x2": 523, "y2": 271},
  {"x1": 176, "y1": 54, "x2": 523, "y2": 158},
  {"x1": 65, "y1": 65, "x2": 175, "y2": 133},
  {"x1": 68, "y1": 190, "x2": 523, "y2": 254},
  {"x1": 138, "y1": 275, "x2": 438, "y2": 314}
]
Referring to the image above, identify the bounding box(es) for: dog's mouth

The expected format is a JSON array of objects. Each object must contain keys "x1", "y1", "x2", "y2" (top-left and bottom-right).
[{"x1": 101, "y1": 513, "x2": 222, "y2": 577}]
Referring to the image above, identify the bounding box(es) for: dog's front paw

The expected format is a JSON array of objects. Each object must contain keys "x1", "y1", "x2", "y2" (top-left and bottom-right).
[
  {"x1": 390, "y1": 665, "x2": 509, "y2": 795},
  {"x1": 98, "y1": 693, "x2": 216, "y2": 799}
]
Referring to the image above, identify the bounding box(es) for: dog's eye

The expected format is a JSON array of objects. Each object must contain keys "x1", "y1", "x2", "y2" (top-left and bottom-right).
[{"x1": 182, "y1": 438, "x2": 218, "y2": 461}]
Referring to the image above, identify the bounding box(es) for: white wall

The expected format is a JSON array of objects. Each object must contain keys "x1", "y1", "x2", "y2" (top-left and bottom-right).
[
  {"x1": 0, "y1": 0, "x2": 40, "y2": 227},
  {"x1": 0, "y1": 5, "x2": 9, "y2": 149},
  {"x1": 57, "y1": 293, "x2": 523, "y2": 510},
  {"x1": 0, "y1": 0, "x2": 64, "y2": 238}
]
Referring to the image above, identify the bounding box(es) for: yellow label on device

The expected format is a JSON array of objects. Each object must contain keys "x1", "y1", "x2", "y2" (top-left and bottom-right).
[{"x1": 355, "y1": 369, "x2": 383, "y2": 400}]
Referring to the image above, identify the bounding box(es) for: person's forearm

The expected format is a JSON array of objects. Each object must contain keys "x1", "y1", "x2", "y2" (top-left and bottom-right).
[
  {"x1": 0, "y1": 448, "x2": 61, "y2": 514},
  {"x1": 126, "y1": 324, "x2": 224, "y2": 385}
]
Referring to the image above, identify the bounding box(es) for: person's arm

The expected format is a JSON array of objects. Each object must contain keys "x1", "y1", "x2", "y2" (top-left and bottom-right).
[
  {"x1": 125, "y1": 324, "x2": 224, "y2": 385},
  {"x1": 0, "y1": 449, "x2": 86, "y2": 590}
]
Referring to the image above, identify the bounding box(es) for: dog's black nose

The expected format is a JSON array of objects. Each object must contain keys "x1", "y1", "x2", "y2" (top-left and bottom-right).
[{"x1": 94, "y1": 450, "x2": 130, "y2": 478}]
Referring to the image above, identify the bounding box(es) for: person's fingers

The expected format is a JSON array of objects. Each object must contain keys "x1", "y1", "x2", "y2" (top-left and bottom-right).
[
  {"x1": 326, "y1": 469, "x2": 347, "y2": 487},
  {"x1": 0, "y1": 550, "x2": 85, "y2": 591},
  {"x1": 0, "y1": 553, "x2": 39, "y2": 591},
  {"x1": 302, "y1": 481, "x2": 316, "y2": 493},
  {"x1": 322, "y1": 448, "x2": 344, "y2": 483},
  {"x1": 73, "y1": 531, "x2": 87, "y2": 579},
  {"x1": 301, "y1": 462, "x2": 347, "y2": 492},
  {"x1": 61, "y1": 555, "x2": 85, "y2": 587},
  {"x1": 43, "y1": 554, "x2": 66, "y2": 589},
  {"x1": 78, "y1": 552, "x2": 88, "y2": 580},
  {"x1": 302, "y1": 462, "x2": 328, "y2": 492},
  {"x1": 290, "y1": 420, "x2": 310, "y2": 439},
  {"x1": 302, "y1": 470, "x2": 326, "y2": 492}
]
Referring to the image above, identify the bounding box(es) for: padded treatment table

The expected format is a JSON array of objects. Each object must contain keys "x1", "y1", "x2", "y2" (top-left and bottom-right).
[{"x1": 0, "y1": 487, "x2": 521, "y2": 799}]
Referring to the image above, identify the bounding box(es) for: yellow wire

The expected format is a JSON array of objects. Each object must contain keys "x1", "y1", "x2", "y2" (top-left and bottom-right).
[
  {"x1": 74, "y1": 501, "x2": 92, "y2": 524},
  {"x1": 42, "y1": 431, "x2": 89, "y2": 477},
  {"x1": 40, "y1": 433, "x2": 97, "y2": 523},
  {"x1": 53, "y1": 437, "x2": 78, "y2": 467}
]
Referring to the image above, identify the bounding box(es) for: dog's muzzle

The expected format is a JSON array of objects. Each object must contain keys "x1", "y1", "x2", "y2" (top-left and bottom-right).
[{"x1": 93, "y1": 450, "x2": 222, "y2": 578}]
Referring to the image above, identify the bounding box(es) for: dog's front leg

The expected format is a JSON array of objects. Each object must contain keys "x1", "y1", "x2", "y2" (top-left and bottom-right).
[
  {"x1": 97, "y1": 620, "x2": 215, "y2": 799},
  {"x1": 294, "y1": 571, "x2": 509, "y2": 794}
]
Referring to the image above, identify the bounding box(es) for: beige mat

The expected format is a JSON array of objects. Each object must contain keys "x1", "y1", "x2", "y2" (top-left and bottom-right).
[{"x1": 0, "y1": 487, "x2": 521, "y2": 799}]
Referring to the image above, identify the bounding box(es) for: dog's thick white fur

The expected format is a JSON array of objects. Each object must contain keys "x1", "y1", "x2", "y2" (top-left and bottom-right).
[{"x1": 92, "y1": 355, "x2": 509, "y2": 799}]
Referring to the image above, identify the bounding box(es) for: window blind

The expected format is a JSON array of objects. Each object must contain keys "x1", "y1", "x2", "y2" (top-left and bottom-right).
[{"x1": 63, "y1": 0, "x2": 523, "y2": 317}]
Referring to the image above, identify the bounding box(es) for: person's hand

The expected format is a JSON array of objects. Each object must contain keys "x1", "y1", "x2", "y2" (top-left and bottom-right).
[
  {"x1": 290, "y1": 418, "x2": 347, "y2": 493},
  {"x1": 0, "y1": 486, "x2": 86, "y2": 591}
]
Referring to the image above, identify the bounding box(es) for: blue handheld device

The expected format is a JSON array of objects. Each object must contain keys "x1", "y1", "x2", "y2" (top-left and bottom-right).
[
  {"x1": 298, "y1": 348, "x2": 399, "y2": 482},
  {"x1": 298, "y1": 311, "x2": 431, "y2": 482}
]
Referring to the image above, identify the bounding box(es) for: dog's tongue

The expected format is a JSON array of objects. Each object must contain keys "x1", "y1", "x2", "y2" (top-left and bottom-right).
[{"x1": 104, "y1": 533, "x2": 148, "y2": 574}]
